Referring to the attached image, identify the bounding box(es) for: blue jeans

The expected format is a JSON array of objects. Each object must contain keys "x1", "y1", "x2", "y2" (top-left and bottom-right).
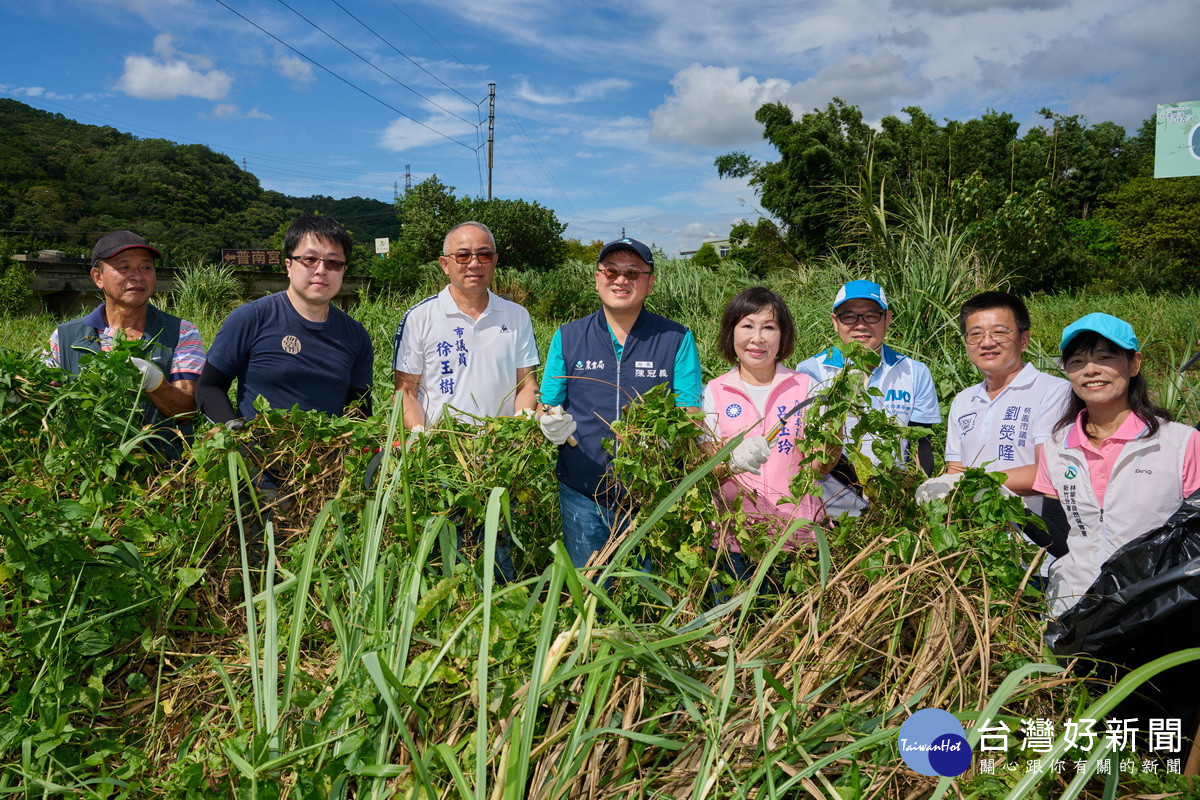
[{"x1": 559, "y1": 482, "x2": 624, "y2": 568}]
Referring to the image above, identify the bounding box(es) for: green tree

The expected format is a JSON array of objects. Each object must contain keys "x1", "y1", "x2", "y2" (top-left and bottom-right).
[
  {"x1": 716, "y1": 98, "x2": 876, "y2": 257},
  {"x1": 563, "y1": 238, "x2": 604, "y2": 263},
  {"x1": 1095, "y1": 175, "x2": 1200, "y2": 290},
  {"x1": 462, "y1": 196, "x2": 567, "y2": 271},
  {"x1": 691, "y1": 242, "x2": 721, "y2": 270},
  {"x1": 391, "y1": 175, "x2": 466, "y2": 273}
]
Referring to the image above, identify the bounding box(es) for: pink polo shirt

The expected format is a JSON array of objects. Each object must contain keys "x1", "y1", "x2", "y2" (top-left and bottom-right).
[{"x1": 1034, "y1": 412, "x2": 1200, "y2": 506}]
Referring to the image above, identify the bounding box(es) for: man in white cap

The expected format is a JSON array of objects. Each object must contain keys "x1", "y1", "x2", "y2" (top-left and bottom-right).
[
  {"x1": 797, "y1": 279, "x2": 940, "y2": 515},
  {"x1": 47, "y1": 230, "x2": 206, "y2": 437}
]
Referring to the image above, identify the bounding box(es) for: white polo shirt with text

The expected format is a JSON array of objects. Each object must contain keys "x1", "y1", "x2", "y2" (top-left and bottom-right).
[
  {"x1": 946, "y1": 361, "x2": 1071, "y2": 515},
  {"x1": 393, "y1": 286, "x2": 539, "y2": 425}
]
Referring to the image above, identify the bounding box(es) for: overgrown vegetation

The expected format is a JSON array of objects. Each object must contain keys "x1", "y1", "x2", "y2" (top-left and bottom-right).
[
  {"x1": 2, "y1": 277, "x2": 1198, "y2": 795},
  {"x1": 3, "y1": 96, "x2": 1200, "y2": 794}
]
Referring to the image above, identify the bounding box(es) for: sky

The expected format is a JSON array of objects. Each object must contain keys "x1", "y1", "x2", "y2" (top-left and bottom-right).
[{"x1": 2, "y1": 0, "x2": 1197, "y2": 255}]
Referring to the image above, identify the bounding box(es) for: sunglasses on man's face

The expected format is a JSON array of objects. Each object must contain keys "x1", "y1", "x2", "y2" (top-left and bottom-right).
[
  {"x1": 444, "y1": 250, "x2": 496, "y2": 265},
  {"x1": 597, "y1": 264, "x2": 652, "y2": 282}
]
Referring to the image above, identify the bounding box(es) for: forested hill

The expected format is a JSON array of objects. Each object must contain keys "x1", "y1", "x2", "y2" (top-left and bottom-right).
[{"x1": 0, "y1": 98, "x2": 395, "y2": 262}]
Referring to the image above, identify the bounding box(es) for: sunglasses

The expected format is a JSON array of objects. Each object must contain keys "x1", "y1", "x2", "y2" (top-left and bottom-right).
[
  {"x1": 597, "y1": 264, "x2": 652, "y2": 282},
  {"x1": 445, "y1": 250, "x2": 496, "y2": 265},
  {"x1": 289, "y1": 255, "x2": 347, "y2": 271}
]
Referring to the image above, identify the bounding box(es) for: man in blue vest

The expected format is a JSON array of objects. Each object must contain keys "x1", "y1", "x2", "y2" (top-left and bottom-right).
[
  {"x1": 46, "y1": 230, "x2": 207, "y2": 451},
  {"x1": 538, "y1": 237, "x2": 703, "y2": 568}
]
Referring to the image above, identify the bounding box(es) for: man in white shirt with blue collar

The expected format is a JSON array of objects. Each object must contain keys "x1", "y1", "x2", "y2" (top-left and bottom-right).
[
  {"x1": 797, "y1": 279, "x2": 940, "y2": 515},
  {"x1": 931, "y1": 291, "x2": 1073, "y2": 573},
  {"x1": 393, "y1": 221, "x2": 539, "y2": 429}
]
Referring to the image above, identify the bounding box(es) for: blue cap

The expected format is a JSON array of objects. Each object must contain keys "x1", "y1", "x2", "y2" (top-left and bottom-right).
[
  {"x1": 1059, "y1": 312, "x2": 1139, "y2": 353},
  {"x1": 833, "y1": 279, "x2": 888, "y2": 310},
  {"x1": 598, "y1": 237, "x2": 654, "y2": 269}
]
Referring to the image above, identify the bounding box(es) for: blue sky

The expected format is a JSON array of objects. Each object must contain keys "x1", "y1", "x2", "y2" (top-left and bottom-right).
[{"x1": 3, "y1": 0, "x2": 1197, "y2": 255}]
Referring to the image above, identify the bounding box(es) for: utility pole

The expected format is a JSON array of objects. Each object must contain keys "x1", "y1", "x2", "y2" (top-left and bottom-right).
[
  {"x1": 405, "y1": 164, "x2": 412, "y2": 193},
  {"x1": 487, "y1": 83, "x2": 496, "y2": 201},
  {"x1": 393, "y1": 181, "x2": 398, "y2": 202}
]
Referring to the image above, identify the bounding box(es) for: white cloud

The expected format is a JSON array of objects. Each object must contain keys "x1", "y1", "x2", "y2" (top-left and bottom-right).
[
  {"x1": 275, "y1": 54, "x2": 314, "y2": 86},
  {"x1": 208, "y1": 103, "x2": 272, "y2": 120},
  {"x1": 891, "y1": 0, "x2": 1069, "y2": 14},
  {"x1": 378, "y1": 113, "x2": 477, "y2": 152},
  {"x1": 649, "y1": 64, "x2": 792, "y2": 147},
  {"x1": 581, "y1": 115, "x2": 650, "y2": 148},
  {"x1": 514, "y1": 77, "x2": 632, "y2": 105},
  {"x1": 116, "y1": 34, "x2": 232, "y2": 100}
]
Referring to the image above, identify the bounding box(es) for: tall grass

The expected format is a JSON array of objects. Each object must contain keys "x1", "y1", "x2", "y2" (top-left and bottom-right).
[{"x1": 169, "y1": 260, "x2": 243, "y2": 322}]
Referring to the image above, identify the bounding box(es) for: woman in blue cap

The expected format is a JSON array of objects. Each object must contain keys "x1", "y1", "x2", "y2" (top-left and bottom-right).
[{"x1": 1033, "y1": 312, "x2": 1200, "y2": 619}]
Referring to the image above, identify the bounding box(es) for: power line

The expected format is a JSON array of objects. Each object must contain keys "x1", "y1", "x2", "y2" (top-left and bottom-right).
[
  {"x1": 374, "y1": 3, "x2": 592, "y2": 238},
  {"x1": 384, "y1": 0, "x2": 489, "y2": 84},
  {"x1": 211, "y1": 0, "x2": 477, "y2": 150},
  {"x1": 326, "y1": 0, "x2": 478, "y2": 106},
  {"x1": 272, "y1": 0, "x2": 477, "y2": 127}
]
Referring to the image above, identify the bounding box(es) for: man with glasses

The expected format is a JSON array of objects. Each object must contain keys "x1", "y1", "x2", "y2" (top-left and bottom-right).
[
  {"x1": 797, "y1": 279, "x2": 940, "y2": 515},
  {"x1": 392, "y1": 221, "x2": 539, "y2": 429},
  {"x1": 538, "y1": 237, "x2": 702, "y2": 568},
  {"x1": 197, "y1": 214, "x2": 374, "y2": 424},
  {"x1": 918, "y1": 291, "x2": 1072, "y2": 574}
]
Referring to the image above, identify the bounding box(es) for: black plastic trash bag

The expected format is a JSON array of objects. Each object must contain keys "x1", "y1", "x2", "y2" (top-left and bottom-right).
[{"x1": 1047, "y1": 499, "x2": 1200, "y2": 656}]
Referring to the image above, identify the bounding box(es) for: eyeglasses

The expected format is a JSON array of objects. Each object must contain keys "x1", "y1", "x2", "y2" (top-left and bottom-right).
[
  {"x1": 597, "y1": 264, "x2": 652, "y2": 282},
  {"x1": 835, "y1": 310, "x2": 884, "y2": 325},
  {"x1": 289, "y1": 255, "x2": 347, "y2": 271},
  {"x1": 965, "y1": 328, "x2": 1018, "y2": 345},
  {"x1": 444, "y1": 250, "x2": 496, "y2": 265}
]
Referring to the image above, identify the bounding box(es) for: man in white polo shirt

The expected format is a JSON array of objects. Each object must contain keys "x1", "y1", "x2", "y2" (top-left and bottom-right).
[
  {"x1": 393, "y1": 221, "x2": 539, "y2": 428},
  {"x1": 925, "y1": 291, "x2": 1072, "y2": 573},
  {"x1": 797, "y1": 279, "x2": 941, "y2": 515}
]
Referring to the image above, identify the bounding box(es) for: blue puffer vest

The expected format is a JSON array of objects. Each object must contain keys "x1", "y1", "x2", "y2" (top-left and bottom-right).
[{"x1": 556, "y1": 308, "x2": 687, "y2": 498}]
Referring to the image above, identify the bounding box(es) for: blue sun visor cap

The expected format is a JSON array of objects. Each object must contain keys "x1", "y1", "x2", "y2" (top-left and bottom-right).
[
  {"x1": 833, "y1": 279, "x2": 888, "y2": 310},
  {"x1": 1059, "y1": 312, "x2": 1139, "y2": 353},
  {"x1": 597, "y1": 237, "x2": 654, "y2": 269}
]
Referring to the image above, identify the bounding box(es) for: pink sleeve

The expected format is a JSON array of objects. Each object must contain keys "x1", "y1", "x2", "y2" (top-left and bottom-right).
[
  {"x1": 1032, "y1": 447, "x2": 1057, "y2": 497},
  {"x1": 1183, "y1": 429, "x2": 1200, "y2": 498}
]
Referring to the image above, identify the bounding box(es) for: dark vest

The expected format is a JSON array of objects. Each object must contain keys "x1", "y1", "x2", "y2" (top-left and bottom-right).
[
  {"x1": 556, "y1": 309, "x2": 688, "y2": 498},
  {"x1": 55, "y1": 303, "x2": 190, "y2": 456}
]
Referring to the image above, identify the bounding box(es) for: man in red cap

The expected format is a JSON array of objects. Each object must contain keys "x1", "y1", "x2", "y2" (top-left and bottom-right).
[{"x1": 46, "y1": 230, "x2": 207, "y2": 432}]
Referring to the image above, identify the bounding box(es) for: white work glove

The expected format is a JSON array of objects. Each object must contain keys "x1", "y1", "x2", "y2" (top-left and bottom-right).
[
  {"x1": 539, "y1": 406, "x2": 577, "y2": 446},
  {"x1": 915, "y1": 473, "x2": 964, "y2": 504},
  {"x1": 916, "y1": 472, "x2": 1018, "y2": 504},
  {"x1": 729, "y1": 435, "x2": 770, "y2": 475},
  {"x1": 129, "y1": 357, "x2": 164, "y2": 392}
]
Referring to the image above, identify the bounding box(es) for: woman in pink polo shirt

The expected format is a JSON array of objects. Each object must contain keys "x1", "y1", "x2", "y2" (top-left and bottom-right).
[
  {"x1": 1034, "y1": 313, "x2": 1200, "y2": 620},
  {"x1": 703, "y1": 287, "x2": 833, "y2": 581}
]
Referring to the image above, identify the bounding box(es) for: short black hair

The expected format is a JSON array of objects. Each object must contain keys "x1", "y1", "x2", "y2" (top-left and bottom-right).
[
  {"x1": 718, "y1": 286, "x2": 795, "y2": 365},
  {"x1": 285, "y1": 214, "x2": 353, "y2": 260},
  {"x1": 959, "y1": 290, "x2": 1031, "y2": 334}
]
